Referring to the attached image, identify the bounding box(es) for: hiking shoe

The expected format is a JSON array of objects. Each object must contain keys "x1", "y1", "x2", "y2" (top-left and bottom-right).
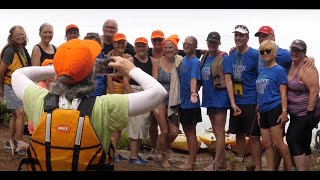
[
  {"x1": 129, "y1": 157, "x2": 146, "y2": 165},
  {"x1": 146, "y1": 149, "x2": 159, "y2": 161},
  {"x1": 138, "y1": 155, "x2": 148, "y2": 164}
]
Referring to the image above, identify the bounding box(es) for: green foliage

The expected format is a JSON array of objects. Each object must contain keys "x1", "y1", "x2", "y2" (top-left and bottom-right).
[
  {"x1": 117, "y1": 129, "x2": 152, "y2": 152},
  {"x1": 0, "y1": 101, "x2": 11, "y2": 124}
]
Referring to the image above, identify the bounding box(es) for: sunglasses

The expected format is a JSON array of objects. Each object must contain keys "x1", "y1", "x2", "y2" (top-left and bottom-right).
[
  {"x1": 152, "y1": 38, "x2": 163, "y2": 43},
  {"x1": 259, "y1": 49, "x2": 272, "y2": 55}
]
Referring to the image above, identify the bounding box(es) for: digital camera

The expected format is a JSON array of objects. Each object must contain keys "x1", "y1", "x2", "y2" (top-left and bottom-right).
[{"x1": 94, "y1": 58, "x2": 115, "y2": 75}]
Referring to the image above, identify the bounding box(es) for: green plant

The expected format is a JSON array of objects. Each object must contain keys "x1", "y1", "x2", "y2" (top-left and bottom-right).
[
  {"x1": 0, "y1": 101, "x2": 11, "y2": 125},
  {"x1": 118, "y1": 130, "x2": 130, "y2": 150}
]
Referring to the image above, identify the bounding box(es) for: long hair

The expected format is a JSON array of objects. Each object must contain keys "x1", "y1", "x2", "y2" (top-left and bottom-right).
[
  {"x1": 49, "y1": 71, "x2": 97, "y2": 101},
  {"x1": 7, "y1": 25, "x2": 28, "y2": 47}
]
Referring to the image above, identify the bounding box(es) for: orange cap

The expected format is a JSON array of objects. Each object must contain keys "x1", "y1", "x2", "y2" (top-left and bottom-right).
[
  {"x1": 41, "y1": 59, "x2": 53, "y2": 66},
  {"x1": 113, "y1": 33, "x2": 126, "y2": 42},
  {"x1": 53, "y1": 39, "x2": 101, "y2": 84},
  {"x1": 66, "y1": 24, "x2": 79, "y2": 32},
  {"x1": 135, "y1": 37, "x2": 148, "y2": 45},
  {"x1": 164, "y1": 34, "x2": 179, "y2": 49},
  {"x1": 151, "y1": 30, "x2": 165, "y2": 39}
]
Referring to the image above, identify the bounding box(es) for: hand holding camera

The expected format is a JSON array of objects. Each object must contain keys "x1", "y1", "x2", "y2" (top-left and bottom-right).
[{"x1": 94, "y1": 56, "x2": 135, "y2": 77}]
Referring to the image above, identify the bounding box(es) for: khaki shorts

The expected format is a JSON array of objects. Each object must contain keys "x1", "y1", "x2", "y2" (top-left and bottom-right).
[{"x1": 126, "y1": 85, "x2": 151, "y2": 140}]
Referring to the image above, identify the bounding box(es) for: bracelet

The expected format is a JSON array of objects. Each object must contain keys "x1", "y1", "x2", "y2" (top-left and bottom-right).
[{"x1": 282, "y1": 109, "x2": 287, "y2": 112}]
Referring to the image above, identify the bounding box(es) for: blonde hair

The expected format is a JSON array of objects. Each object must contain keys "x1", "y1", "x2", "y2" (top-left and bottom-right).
[{"x1": 259, "y1": 40, "x2": 278, "y2": 56}]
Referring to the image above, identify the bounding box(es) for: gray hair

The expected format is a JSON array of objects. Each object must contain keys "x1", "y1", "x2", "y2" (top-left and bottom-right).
[{"x1": 49, "y1": 71, "x2": 96, "y2": 101}]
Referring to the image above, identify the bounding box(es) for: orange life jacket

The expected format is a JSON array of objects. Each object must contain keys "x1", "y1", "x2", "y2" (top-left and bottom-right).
[{"x1": 18, "y1": 93, "x2": 114, "y2": 171}]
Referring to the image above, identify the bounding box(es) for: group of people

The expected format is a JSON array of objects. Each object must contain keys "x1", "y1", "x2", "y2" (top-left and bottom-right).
[{"x1": 0, "y1": 18, "x2": 318, "y2": 171}]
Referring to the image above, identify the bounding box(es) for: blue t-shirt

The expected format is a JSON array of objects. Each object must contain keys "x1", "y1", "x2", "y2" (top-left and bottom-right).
[
  {"x1": 201, "y1": 54, "x2": 231, "y2": 108},
  {"x1": 90, "y1": 52, "x2": 107, "y2": 97},
  {"x1": 180, "y1": 56, "x2": 201, "y2": 109},
  {"x1": 256, "y1": 65, "x2": 287, "y2": 113},
  {"x1": 227, "y1": 47, "x2": 259, "y2": 105}
]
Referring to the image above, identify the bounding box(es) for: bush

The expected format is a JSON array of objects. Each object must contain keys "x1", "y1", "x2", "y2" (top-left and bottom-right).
[{"x1": 0, "y1": 101, "x2": 11, "y2": 125}]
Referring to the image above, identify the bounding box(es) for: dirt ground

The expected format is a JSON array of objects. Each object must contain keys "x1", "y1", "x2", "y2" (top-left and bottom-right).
[{"x1": 1, "y1": 123, "x2": 320, "y2": 171}]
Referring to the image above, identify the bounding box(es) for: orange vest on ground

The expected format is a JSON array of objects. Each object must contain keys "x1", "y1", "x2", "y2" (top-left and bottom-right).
[{"x1": 18, "y1": 94, "x2": 114, "y2": 171}]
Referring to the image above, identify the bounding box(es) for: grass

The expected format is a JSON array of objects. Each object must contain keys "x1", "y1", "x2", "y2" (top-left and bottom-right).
[{"x1": 0, "y1": 101, "x2": 11, "y2": 125}]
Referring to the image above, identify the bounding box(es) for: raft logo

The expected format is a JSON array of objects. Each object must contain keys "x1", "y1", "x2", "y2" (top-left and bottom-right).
[{"x1": 56, "y1": 124, "x2": 71, "y2": 133}]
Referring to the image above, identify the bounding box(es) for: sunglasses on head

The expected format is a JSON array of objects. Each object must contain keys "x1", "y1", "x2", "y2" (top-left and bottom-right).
[{"x1": 259, "y1": 49, "x2": 272, "y2": 55}]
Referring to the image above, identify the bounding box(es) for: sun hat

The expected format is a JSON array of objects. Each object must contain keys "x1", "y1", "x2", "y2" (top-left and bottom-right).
[{"x1": 53, "y1": 39, "x2": 101, "y2": 84}]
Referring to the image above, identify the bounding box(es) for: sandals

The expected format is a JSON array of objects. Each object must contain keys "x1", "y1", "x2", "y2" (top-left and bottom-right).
[{"x1": 203, "y1": 162, "x2": 230, "y2": 171}]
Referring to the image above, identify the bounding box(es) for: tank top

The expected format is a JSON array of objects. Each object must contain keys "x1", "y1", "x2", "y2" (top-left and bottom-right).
[
  {"x1": 129, "y1": 56, "x2": 152, "y2": 85},
  {"x1": 36, "y1": 44, "x2": 56, "y2": 64},
  {"x1": 288, "y1": 64, "x2": 320, "y2": 116}
]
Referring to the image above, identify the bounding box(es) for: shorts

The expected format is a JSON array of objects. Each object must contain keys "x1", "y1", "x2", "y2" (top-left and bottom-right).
[
  {"x1": 126, "y1": 85, "x2": 151, "y2": 139},
  {"x1": 179, "y1": 107, "x2": 202, "y2": 125},
  {"x1": 259, "y1": 104, "x2": 282, "y2": 129},
  {"x1": 4, "y1": 84, "x2": 23, "y2": 109},
  {"x1": 228, "y1": 104, "x2": 260, "y2": 136}
]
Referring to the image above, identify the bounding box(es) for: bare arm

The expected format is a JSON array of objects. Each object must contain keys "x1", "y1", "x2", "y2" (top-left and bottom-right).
[
  {"x1": 190, "y1": 78, "x2": 198, "y2": 103},
  {"x1": 0, "y1": 62, "x2": 9, "y2": 100},
  {"x1": 301, "y1": 64, "x2": 319, "y2": 111},
  {"x1": 31, "y1": 46, "x2": 41, "y2": 66},
  {"x1": 278, "y1": 84, "x2": 288, "y2": 126},
  {"x1": 225, "y1": 73, "x2": 241, "y2": 116}
]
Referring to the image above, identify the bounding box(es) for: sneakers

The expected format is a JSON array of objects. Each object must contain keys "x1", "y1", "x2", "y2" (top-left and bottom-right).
[
  {"x1": 129, "y1": 156, "x2": 147, "y2": 165},
  {"x1": 146, "y1": 149, "x2": 159, "y2": 161},
  {"x1": 114, "y1": 154, "x2": 128, "y2": 163},
  {"x1": 4, "y1": 139, "x2": 17, "y2": 150},
  {"x1": 5, "y1": 140, "x2": 17, "y2": 155}
]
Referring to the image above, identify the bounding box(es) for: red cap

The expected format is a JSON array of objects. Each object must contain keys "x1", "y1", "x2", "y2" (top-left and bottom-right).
[{"x1": 254, "y1": 26, "x2": 274, "y2": 37}]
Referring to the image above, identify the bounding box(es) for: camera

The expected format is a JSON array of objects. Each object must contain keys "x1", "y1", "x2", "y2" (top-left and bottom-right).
[{"x1": 94, "y1": 58, "x2": 116, "y2": 75}]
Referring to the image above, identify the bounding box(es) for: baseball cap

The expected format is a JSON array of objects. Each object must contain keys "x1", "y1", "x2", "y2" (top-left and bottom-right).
[
  {"x1": 66, "y1": 24, "x2": 79, "y2": 32},
  {"x1": 53, "y1": 39, "x2": 101, "y2": 84},
  {"x1": 254, "y1": 26, "x2": 274, "y2": 37},
  {"x1": 41, "y1": 59, "x2": 53, "y2": 66},
  {"x1": 290, "y1": 39, "x2": 307, "y2": 51},
  {"x1": 113, "y1": 33, "x2": 126, "y2": 42},
  {"x1": 151, "y1": 30, "x2": 165, "y2": 39},
  {"x1": 135, "y1": 37, "x2": 148, "y2": 45},
  {"x1": 206, "y1": 31, "x2": 221, "y2": 43},
  {"x1": 233, "y1": 25, "x2": 249, "y2": 34}
]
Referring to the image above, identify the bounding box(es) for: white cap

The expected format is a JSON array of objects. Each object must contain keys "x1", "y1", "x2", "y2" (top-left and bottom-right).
[{"x1": 233, "y1": 25, "x2": 249, "y2": 34}]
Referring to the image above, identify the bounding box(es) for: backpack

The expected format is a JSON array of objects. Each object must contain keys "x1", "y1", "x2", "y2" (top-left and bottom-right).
[
  {"x1": 200, "y1": 51, "x2": 227, "y2": 89},
  {"x1": 18, "y1": 93, "x2": 115, "y2": 171}
]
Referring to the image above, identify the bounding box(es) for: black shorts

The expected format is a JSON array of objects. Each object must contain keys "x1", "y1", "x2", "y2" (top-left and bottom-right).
[
  {"x1": 179, "y1": 107, "x2": 202, "y2": 125},
  {"x1": 228, "y1": 104, "x2": 260, "y2": 136},
  {"x1": 207, "y1": 107, "x2": 228, "y2": 116},
  {"x1": 259, "y1": 104, "x2": 282, "y2": 129}
]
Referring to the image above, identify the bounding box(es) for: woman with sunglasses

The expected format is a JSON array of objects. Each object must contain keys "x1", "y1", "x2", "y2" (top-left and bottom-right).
[
  {"x1": 286, "y1": 39, "x2": 320, "y2": 171},
  {"x1": 256, "y1": 40, "x2": 294, "y2": 171}
]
